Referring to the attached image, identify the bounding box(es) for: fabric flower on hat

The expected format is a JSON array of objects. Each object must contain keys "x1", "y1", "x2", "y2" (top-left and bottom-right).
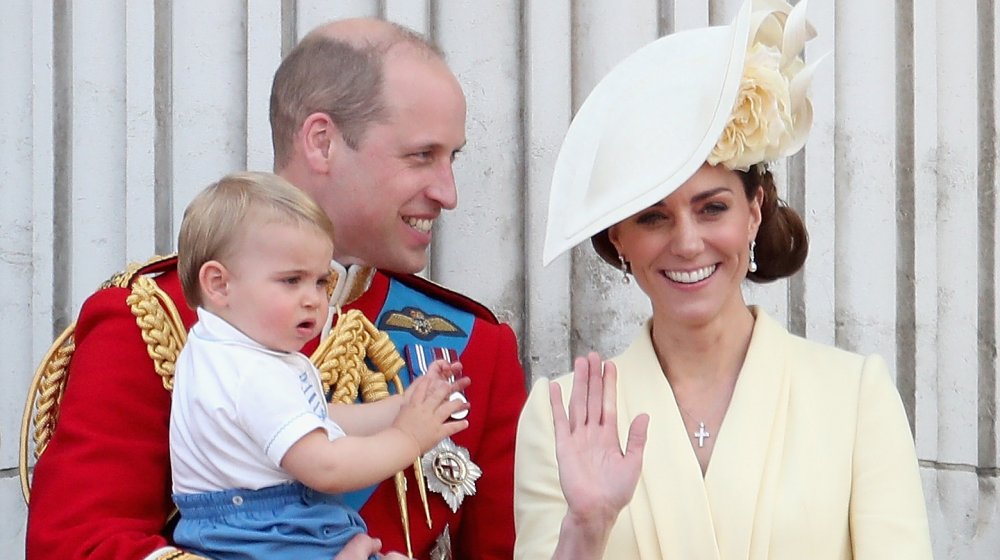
[{"x1": 708, "y1": 0, "x2": 820, "y2": 171}]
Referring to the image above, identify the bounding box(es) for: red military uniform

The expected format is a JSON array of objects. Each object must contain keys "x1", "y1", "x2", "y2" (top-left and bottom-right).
[{"x1": 26, "y1": 256, "x2": 527, "y2": 559}]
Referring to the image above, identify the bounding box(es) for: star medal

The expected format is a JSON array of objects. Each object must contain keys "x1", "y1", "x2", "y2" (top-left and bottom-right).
[{"x1": 421, "y1": 437, "x2": 482, "y2": 513}]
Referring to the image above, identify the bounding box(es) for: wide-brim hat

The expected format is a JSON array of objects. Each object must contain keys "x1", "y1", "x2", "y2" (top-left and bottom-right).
[{"x1": 543, "y1": 0, "x2": 818, "y2": 266}]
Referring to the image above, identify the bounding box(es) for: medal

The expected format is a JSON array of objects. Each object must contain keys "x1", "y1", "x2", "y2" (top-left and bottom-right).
[
  {"x1": 421, "y1": 437, "x2": 482, "y2": 513},
  {"x1": 429, "y1": 524, "x2": 453, "y2": 560}
]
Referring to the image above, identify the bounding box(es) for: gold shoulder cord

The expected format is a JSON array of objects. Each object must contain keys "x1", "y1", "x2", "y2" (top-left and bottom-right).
[
  {"x1": 19, "y1": 256, "x2": 170, "y2": 503},
  {"x1": 18, "y1": 325, "x2": 75, "y2": 503},
  {"x1": 127, "y1": 275, "x2": 188, "y2": 390}
]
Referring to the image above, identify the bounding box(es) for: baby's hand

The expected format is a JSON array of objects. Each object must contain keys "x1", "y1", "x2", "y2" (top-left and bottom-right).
[
  {"x1": 393, "y1": 360, "x2": 471, "y2": 453},
  {"x1": 426, "y1": 359, "x2": 463, "y2": 383}
]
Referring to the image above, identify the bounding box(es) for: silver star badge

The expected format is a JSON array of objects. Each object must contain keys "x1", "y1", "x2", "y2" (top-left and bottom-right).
[{"x1": 421, "y1": 437, "x2": 482, "y2": 513}]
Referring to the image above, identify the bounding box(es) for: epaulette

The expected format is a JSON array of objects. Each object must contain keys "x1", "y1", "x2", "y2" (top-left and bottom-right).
[
  {"x1": 99, "y1": 254, "x2": 179, "y2": 290},
  {"x1": 384, "y1": 271, "x2": 500, "y2": 325}
]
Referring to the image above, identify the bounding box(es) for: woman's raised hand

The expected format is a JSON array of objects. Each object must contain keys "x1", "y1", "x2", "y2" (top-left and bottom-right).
[{"x1": 549, "y1": 352, "x2": 649, "y2": 557}]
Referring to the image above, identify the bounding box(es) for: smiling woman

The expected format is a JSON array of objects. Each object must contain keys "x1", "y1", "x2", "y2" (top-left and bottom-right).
[{"x1": 514, "y1": 1, "x2": 933, "y2": 559}]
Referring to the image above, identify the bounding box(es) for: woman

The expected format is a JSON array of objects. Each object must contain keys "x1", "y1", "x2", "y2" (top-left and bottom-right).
[{"x1": 514, "y1": 1, "x2": 933, "y2": 559}]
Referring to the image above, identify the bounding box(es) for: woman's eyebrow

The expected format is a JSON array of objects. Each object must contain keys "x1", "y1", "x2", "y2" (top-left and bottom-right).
[{"x1": 691, "y1": 186, "x2": 732, "y2": 203}]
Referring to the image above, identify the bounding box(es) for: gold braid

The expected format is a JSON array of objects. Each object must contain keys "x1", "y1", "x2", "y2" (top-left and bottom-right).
[
  {"x1": 127, "y1": 275, "x2": 187, "y2": 390},
  {"x1": 19, "y1": 324, "x2": 76, "y2": 503},
  {"x1": 31, "y1": 331, "x2": 74, "y2": 459},
  {"x1": 311, "y1": 309, "x2": 405, "y2": 402}
]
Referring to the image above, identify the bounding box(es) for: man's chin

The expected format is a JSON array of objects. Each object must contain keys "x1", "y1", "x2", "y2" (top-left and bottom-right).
[{"x1": 379, "y1": 253, "x2": 429, "y2": 275}]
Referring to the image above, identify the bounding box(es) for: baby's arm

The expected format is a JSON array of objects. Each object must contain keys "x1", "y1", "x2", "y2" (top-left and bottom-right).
[
  {"x1": 327, "y1": 396, "x2": 402, "y2": 436},
  {"x1": 281, "y1": 366, "x2": 470, "y2": 494},
  {"x1": 326, "y1": 361, "x2": 465, "y2": 436}
]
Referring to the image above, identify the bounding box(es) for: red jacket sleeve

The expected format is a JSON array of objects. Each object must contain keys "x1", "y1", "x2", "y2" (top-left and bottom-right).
[{"x1": 27, "y1": 279, "x2": 193, "y2": 559}]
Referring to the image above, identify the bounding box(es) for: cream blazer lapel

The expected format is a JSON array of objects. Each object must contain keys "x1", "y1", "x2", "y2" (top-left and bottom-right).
[
  {"x1": 615, "y1": 323, "x2": 721, "y2": 560},
  {"x1": 703, "y1": 309, "x2": 791, "y2": 559},
  {"x1": 615, "y1": 308, "x2": 792, "y2": 560}
]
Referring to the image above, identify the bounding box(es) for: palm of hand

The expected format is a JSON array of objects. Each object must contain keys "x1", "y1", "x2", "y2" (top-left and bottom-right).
[{"x1": 550, "y1": 353, "x2": 650, "y2": 523}]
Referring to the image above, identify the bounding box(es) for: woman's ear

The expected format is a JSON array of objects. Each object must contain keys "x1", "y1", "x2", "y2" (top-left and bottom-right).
[
  {"x1": 607, "y1": 225, "x2": 625, "y2": 258},
  {"x1": 199, "y1": 260, "x2": 230, "y2": 308},
  {"x1": 749, "y1": 186, "x2": 764, "y2": 240},
  {"x1": 300, "y1": 112, "x2": 341, "y2": 174}
]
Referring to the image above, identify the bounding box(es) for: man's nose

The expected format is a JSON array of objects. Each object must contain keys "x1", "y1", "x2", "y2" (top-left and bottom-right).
[{"x1": 428, "y1": 160, "x2": 458, "y2": 210}]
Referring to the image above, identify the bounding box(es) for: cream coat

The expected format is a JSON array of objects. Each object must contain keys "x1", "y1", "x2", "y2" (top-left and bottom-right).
[{"x1": 514, "y1": 309, "x2": 932, "y2": 559}]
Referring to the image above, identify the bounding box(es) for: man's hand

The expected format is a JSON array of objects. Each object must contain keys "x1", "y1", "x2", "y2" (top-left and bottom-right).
[{"x1": 335, "y1": 533, "x2": 411, "y2": 559}]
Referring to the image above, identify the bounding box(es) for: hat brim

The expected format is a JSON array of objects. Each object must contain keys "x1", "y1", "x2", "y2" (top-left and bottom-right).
[{"x1": 543, "y1": 1, "x2": 753, "y2": 265}]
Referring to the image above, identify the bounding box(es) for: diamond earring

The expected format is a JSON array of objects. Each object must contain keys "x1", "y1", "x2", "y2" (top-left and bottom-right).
[{"x1": 748, "y1": 240, "x2": 758, "y2": 273}]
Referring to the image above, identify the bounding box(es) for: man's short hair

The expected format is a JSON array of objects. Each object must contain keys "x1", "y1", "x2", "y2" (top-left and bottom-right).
[
  {"x1": 177, "y1": 171, "x2": 335, "y2": 307},
  {"x1": 269, "y1": 21, "x2": 443, "y2": 168}
]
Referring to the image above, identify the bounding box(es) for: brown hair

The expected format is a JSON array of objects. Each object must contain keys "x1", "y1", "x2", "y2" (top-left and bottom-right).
[
  {"x1": 177, "y1": 172, "x2": 336, "y2": 307},
  {"x1": 269, "y1": 22, "x2": 443, "y2": 168},
  {"x1": 590, "y1": 167, "x2": 808, "y2": 283},
  {"x1": 737, "y1": 168, "x2": 808, "y2": 283}
]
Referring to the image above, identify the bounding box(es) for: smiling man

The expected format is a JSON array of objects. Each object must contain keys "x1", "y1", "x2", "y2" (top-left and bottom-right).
[{"x1": 27, "y1": 19, "x2": 526, "y2": 560}]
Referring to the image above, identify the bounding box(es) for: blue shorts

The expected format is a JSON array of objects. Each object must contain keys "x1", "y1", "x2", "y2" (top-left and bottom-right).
[{"x1": 173, "y1": 482, "x2": 371, "y2": 560}]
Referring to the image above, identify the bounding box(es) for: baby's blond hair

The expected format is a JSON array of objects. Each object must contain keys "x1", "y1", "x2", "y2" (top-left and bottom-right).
[{"x1": 178, "y1": 172, "x2": 335, "y2": 307}]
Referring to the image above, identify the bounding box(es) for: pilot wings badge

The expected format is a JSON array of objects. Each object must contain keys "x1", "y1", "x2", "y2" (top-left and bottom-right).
[{"x1": 379, "y1": 307, "x2": 466, "y2": 341}]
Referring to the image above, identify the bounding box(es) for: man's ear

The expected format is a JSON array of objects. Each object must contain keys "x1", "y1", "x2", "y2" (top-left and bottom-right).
[
  {"x1": 300, "y1": 112, "x2": 340, "y2": 174},
  {"x1": 199, "y1": 260, "x2": 230, "y2": 308}
]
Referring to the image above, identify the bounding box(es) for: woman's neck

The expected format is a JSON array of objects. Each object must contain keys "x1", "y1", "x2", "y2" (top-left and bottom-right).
[{"x1": 649, "y1": 303, "x2": 756, "y2": 388}]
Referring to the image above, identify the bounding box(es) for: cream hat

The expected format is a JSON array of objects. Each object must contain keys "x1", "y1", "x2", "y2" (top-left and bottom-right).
[{"x1": 542, "y1": 0, "x2": 819, "y2": 266}]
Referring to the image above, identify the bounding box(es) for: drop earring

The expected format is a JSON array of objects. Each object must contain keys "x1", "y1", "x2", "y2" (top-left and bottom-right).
[
  {"x1": 618, "y1": 254, "x2": 631, "y2": 284},
  {"x1": 748, "y1": 240, "x2": 758, "y2": 273}
]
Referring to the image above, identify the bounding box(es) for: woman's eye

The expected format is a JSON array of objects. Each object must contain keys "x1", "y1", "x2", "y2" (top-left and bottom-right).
[
  {"x1": 703, "y1": 202, "x2": 728, "y2": 215},
  {"x1": 635, "y1": 212, "x2": 665, "y2": 225},
  {"x1": 282, "y1": 277, "x2": 300, "y2": 285}
]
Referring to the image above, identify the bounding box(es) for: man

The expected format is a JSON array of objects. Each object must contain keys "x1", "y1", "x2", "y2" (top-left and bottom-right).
[{"x1": 26, "y1": 19, "x2": 526, "y2": 560}]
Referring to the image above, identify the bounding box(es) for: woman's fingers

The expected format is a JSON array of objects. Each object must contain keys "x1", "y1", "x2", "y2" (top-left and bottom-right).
[
  {"x1": 585, "y1": 352, "x2": 605, "y2": 427},
  {"x1": 567, "y1": 356, "x2": 589, "y2": 428},
  {"x1": 601, "y1": 360, "x2": 619, "y2": 428},
  {"x1": 625, "y1": 413, "x2": 650, "y2": 459},
  {"x1": 550, "y1": 381, "x2": 569, "y2": 440}
]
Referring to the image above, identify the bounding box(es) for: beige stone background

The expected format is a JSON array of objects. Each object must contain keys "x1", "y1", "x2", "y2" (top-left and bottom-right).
[{"x1": 0, "y1": 1, "x2": 996, "y2": 558}]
